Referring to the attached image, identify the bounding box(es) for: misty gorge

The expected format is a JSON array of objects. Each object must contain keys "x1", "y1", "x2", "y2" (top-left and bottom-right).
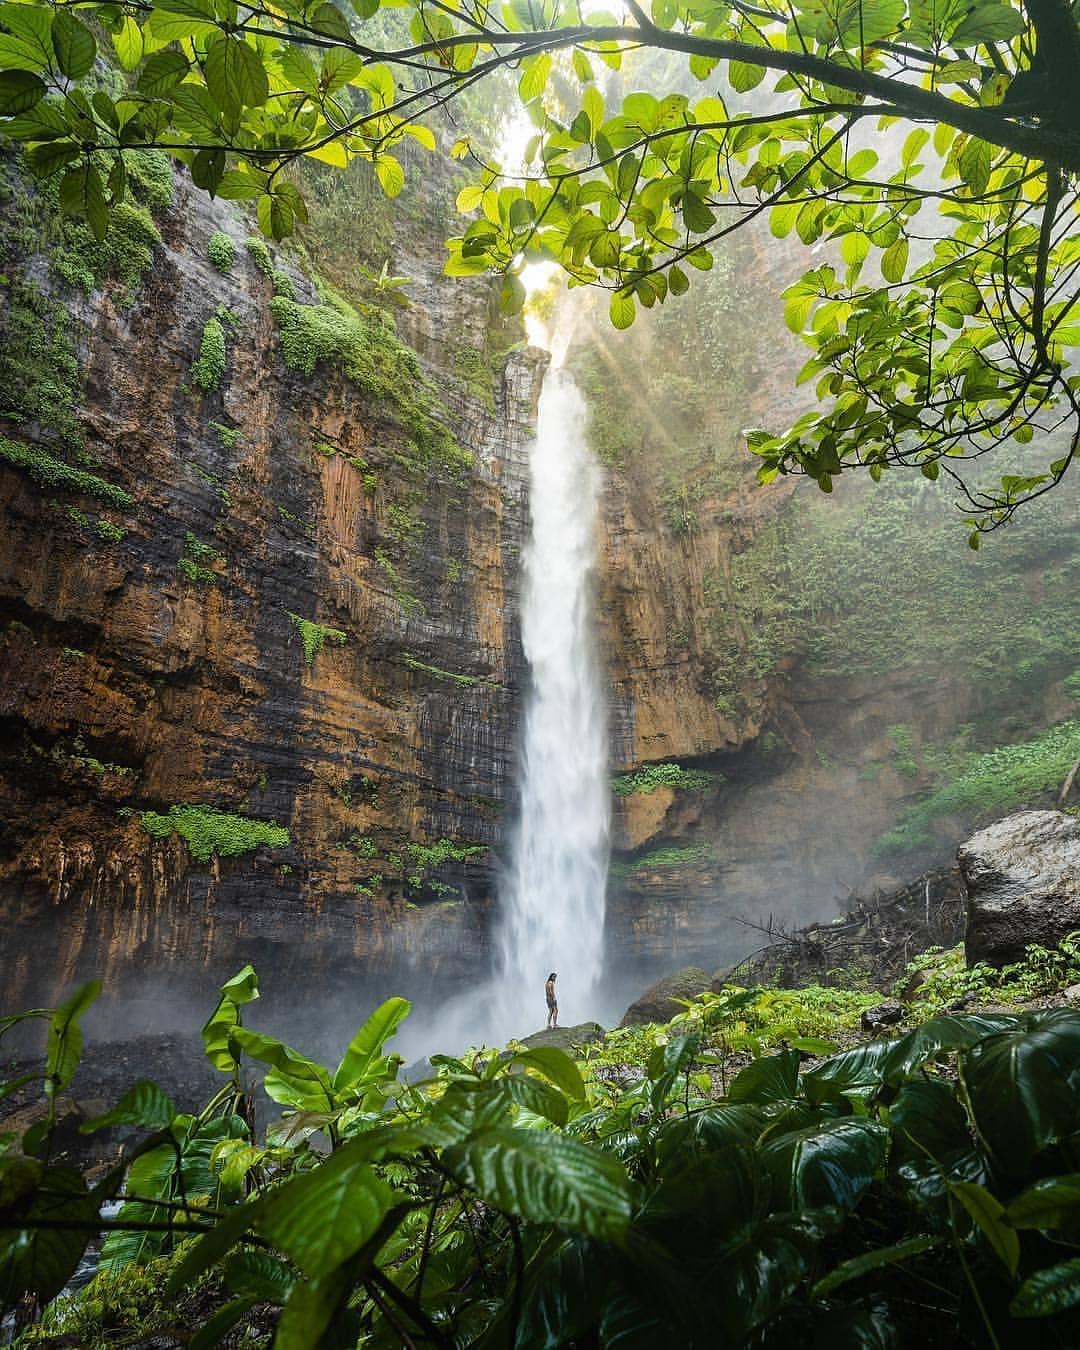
[
  {"x1": 0, "y1": 131, "x2": 1077, "y2": 1064},
  {"x1": 4, "y1": 17, "x2": 1080, "y2": 1339}
]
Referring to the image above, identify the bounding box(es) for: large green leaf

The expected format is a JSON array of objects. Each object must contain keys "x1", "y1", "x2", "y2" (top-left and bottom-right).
[
  {"x1": 229, "y1": 1027, "x2": 333, "y2": 1111},
  {"x1": 728, "y1": 1049, "x2": 800, "y2": 1104},
  {"x1": 949, "y1": 1180, "x2": 1019, "y2": 1275},
  {"x1": 762, "y1": 1119, "x2": 888, "y2": 1211},
  {"x1": 255, "y1": 1142, "x2": 403, "y2": 1278},
  {"x1": 887, "y1": 1077, "x2": 971, "y2": 1167},
  {"x1": 507, "y1": 1046, "x2": 586, "y2": 1101},
  {"x1": 812, "y1": 1234, "x2": 942, "y2": 1299},
  {"x1": 45, "y1": 979, "x2": 99, "y2": 1100},
  {"x1": 202, "y1": 965, "x2": 259, "y2": 1071},
  {"x1": 423, "y1": 1079, "x2": 511, "y2": 1145},
  {"x1": 961, "y1": 1010, "x2": 1080, "y2": 1167},
  {"x1": 332, "y1": 996, "x2": 409, "y2": 1092},
  {"x1": 444, "y1": 1127, "x2": 635, "y2": 1241},
  {"x1": 1006, "y1": 1173, "x2": 1080, "y2": 1234},
  {"x1": 654, "y1": 1104, "x2": 764, "y2": 1170},
  {"x1": 50, "y1": 11, "x2": 96, "y2": 79},
  {"x1": 80, "y1": 1080, "x2": 176, "y2": 1133},
  {"x1": 1009, "y1": 1258, "x2": 1080, "y2": 1318},
  {"x1": 0, "y1": 1164, "x2": 95, "y2": 1307}
]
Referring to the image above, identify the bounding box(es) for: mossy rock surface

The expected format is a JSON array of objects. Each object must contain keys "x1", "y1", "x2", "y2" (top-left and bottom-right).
[
  {"x1": 519, "y1": 1022, "x2": 605, "y2": 1051},
  {"x1": 619, "y1": 966, "x2": 711, "y2": 1026}
]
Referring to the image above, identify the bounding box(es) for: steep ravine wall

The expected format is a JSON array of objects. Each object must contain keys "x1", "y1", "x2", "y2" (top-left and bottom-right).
[{"x1": 0, "y1": 152, "x2": 544, "y2": 1030}]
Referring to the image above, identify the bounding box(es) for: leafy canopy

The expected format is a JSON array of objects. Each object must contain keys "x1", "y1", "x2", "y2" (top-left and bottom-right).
[{"x1": 2, "y1": 0, "x2": 1079, "y2": 530}]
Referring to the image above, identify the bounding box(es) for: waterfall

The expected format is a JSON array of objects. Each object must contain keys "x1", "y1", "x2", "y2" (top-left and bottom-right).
[{"x1": 490, "y1": 365, "x2": 610, "y2": 1041}]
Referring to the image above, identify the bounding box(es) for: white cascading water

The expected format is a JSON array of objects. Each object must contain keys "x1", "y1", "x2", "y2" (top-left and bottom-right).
[{"x1": 489, "y1": 364, "x2": 610, "y2": 1041}]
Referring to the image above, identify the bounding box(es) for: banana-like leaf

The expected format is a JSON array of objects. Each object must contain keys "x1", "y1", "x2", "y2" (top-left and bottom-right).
[
  {"x1": 507, "y1": 1046, "x2": 586, "y2": 1101},
  {"x1": 229, "y1": 1027, "x2": 333, "y2": 1111},
  {"x1": 202, "y1": 966, "x2": 259, "y2": 1072},
  {"x1": 45, "y1": 979, "x2": 100, "y2": 1100},
  {"x1": 332, "y1": 996, "x2": 410, "y2": 1092}
]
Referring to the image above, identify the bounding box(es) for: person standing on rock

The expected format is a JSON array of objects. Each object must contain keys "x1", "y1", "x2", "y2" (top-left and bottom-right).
[{"x1": 545, "y1": 972, "x2": 558, "y2": 1029}]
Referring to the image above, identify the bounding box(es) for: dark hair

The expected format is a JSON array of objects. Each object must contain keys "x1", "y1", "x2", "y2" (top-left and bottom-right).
[{"x1": 547, "y1": 972, "x2": 557, "y2": 980}]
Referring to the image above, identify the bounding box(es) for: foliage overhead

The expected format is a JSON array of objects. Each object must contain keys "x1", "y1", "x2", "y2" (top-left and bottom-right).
[{"x1": 1, "y1": 0, "x2": 1079, "y2": 529}]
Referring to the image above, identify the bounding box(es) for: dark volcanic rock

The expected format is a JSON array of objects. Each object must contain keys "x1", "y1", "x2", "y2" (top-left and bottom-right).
[
  {"x1": 619, "y1": 966, "x2": 710, "y2": 1026},
  {"x1": 860, "y1": 1000, "x2": 904, "y2": 1032},
  {"x1": 961, "y1": 810, "x2": 1080, "y2": 968}
]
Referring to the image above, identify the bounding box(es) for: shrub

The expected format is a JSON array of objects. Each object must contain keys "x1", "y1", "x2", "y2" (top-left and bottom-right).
[{"x1": 141, "y1": 804, "x2": 289, "y2": 861}]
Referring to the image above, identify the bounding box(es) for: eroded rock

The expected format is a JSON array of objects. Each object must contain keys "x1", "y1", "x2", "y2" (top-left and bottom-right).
[
  {"x1": 619, "y1": 966, "x2": 710, "y2": 1026},
  {"x1": 960, "y1": 810, "x2": 1080, "y2": 968}
]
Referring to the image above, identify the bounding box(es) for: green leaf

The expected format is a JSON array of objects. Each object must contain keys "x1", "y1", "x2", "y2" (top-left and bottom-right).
[
  {"x1": 444, "y1": 1127, "x2": 635, "y2": 1241},
  {"x1": 256, "y1": 1142, "x2": 402, "y2": 1278},
  {"x1": 518, "y1": 51, "x2": 551, "y2": 103},
  {"x1": 202, "y1": 965, "x2": 259, "y2": 1071},
  {"x1": 950, "y1": 3, "x2": 1026, "y2": 41},
  {"x1": 728, "y1": 1050, "x2": 800, "y2": 1105},
  {"x1": 51, "y1": 12, "x2": 96, "y2": 79},
  {"x1": 669, "y1": 265, "x2": 689, "y2": 296},
  {"x1": 0, "y1": 70, "x2": 45, "y2": 115},
  {"x1": 375, "y1": 154, "x2": 404, "y2": 198},
  {"x1": 962, "y1": 1010, "x2": 1080, "y2": 1167},
  {"x1": 881, "y1": 238, "x2": 908, "y2": 283},
  {"x1": 502, "y1": 1073, "x2": 569, "y2": 1127},
  {"x1": 682, "y1": 191, "x2": 716, "y2": 234},
  {"x1": 1006, "y1": 1174, "x2": 1080, "y2": 1231},
  {"x1": 230, "y1": 1027, "x2": 333, "y2": 1111},
  {"x1": 333, "y1": 997, "x2": 409, "y2": 1092},
  {"x1": 950, "y1": 1180, "x2": 1019, "y2": 1274},
  {"x1": 508, "y1": 1047, "x2": 586, "y2": 1101},
  {"x1": 188, "y1": 1296, "x2": 258, "y2": 1350},
  {"x1": 0, "y1": 1165, "x2": 95, "y2": 1306},
  {"x1": 1010, "y1": 1258, "x2": 1080, "y2": 1318},
  {"x1": 730, "y1": 59, "x2": 766, "y2": 91},
  {"x1": 45, "y1": 979, "x2": 100, "y2": 1099},
  {"x1": 224, "y1": 1249, "x2": 297, "y2": 1303},
  {"x1": 204, "y1": 35, "x2": 269, "y2": 112},
  {"x1": 423, "y1": 1080, "x2": 510, "y2": 1145},
  {"x1": 257, "y1": 191, "x2": 294, "y2": 241},
  {"x1": 80, "y1": 1080, "x2": 176, "y2": 1133},
  {"x1": 762, "y1": 1119, "x2": 888, "y2": 1212},
  {"x1": 958, "y1": 137, "x2": 991, "y2": 195},
  {"x1": 273, "y1": 1264, "x2": 354, "y2": 1350},
  {"x1": 112, "y1": 16, "x2": 144, "y2": 69},
  {"x1": 812, "y1": 1235, "x2": 943, "y2": 1299},
  {"x1": 610, "y1": 290, "x2": 635, "y2": 329},
  {"x1": 137, "y1": 50, "x2": 190, "y2": 98},
  {"x1": 214, "y1": 170, "x2": 264, "y2": 200}
]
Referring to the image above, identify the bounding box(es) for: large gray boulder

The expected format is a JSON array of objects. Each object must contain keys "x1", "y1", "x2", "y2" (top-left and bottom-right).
[
  {"x1": 960, "y1": 810, "x2": 1080, "y2": 968},
  {"x1": 619, "y1": 966, "x2": 711, "y2": 1026},
  {"x1": 518, "y1": 1023, "x2": 604, "y2": 1052}
]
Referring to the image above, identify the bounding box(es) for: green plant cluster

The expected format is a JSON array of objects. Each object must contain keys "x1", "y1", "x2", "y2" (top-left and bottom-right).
[
  {"x1": 206, "y1": 231, "x2": 235, "y2": 272},
  {"x1": 286, "y1": 612, "x2": 347, "y2": 665},
  {"x1": 610, "y1": 762, "x2": 722, "y2": 796},
  {"x1": 190, "y1": 308, "x2": 238, "y2": 392},
  {"x1": 0, "y1": 277, "x2": 83, "y2": 450},
  {"x1": 209, "y1": 421, "x2": 241, "y2": 450},
  {"x1": 8, "y1": 972, "x2": 1080, "y2": 1348},
  {"x1": 404, "y1": 837, "x2": 486, "y2": 891},
  {"x1": 140, "y1": 805, "x2": 289, "y2": 862},
  {"x1": 876, "y1": 719, "x2": 1080, "y2": 857},
  {"x1": 897, "y1": 938, "x2": 1080, "y2": 1017},
  {"x1": 177, "y1": 531, "x2": 221, "y2": 586},
  {"x1": 93, "y1": 518, "x2": 126, "y2": 543},
  {"x1": 244, "y1": 236, "x2": 273, "y2": 277},
  {"x1": 402, "y1": 653, "x2": 484, "y2": 688},
  {"x1": 0, "y1": 437, "x2": 133, "y2": 508},
  {"x1": 613, "y1": 843, "x2": 714, "y2": 876},
  {"x1": 373, "y1": 548, "x2": 424, "y2": 618},
  {"x1": 268, "y1": 289, "x2": 469, "y2": 479},
  {"x1": 886, "y1": 723, "x2": 919, "y2": 778}
]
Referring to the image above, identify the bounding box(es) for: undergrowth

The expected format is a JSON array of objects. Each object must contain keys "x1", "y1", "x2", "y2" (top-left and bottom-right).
[{"x1": 897, "y1": 936, "x2": 1080, "y2": 1017}]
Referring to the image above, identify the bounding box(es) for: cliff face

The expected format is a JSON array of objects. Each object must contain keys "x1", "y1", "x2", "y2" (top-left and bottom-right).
[
  {"x1": 1, "y1": 145, "x2": 1076, "y2": 1032},
  {"x1": 0, "y1": 152, "x2": 544, "y2": 1025}
]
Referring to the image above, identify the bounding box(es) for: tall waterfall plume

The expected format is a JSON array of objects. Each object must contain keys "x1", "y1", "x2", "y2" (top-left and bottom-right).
[{"x1": 491, "y1": 365, "x2": 610, "y2": 1040}]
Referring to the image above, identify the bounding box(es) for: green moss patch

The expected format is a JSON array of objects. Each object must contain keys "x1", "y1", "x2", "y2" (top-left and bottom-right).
[
  {"x1": 0, "y1": 437, "x2": 132, "y2": 508},
  {"x1": 141, "y1": 805, "x2": 289, "y2": 862}
]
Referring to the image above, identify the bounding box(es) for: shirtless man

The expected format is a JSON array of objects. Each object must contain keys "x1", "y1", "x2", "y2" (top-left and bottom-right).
[{"x1": 545, "y1": 972, "x2": 558, "y2": 1029}]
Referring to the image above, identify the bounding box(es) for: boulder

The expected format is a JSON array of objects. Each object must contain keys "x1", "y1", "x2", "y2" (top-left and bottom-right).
[
  {"x1": 860, "y1": 1000, "x2": 904, "y2": 1033},
  {"x1": 960, "y1": 810, "x2": 1080, "y2": 968},
  {"x1": 619, "y1": 966, "x2": 711, "y2": 1026},
  {"x1": 518, "y1": 1023, "x2": 604, "y2": 1052}
]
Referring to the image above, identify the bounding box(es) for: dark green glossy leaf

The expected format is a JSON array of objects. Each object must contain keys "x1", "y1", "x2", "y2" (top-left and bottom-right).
[
  {"x1": 812, "y1": 1234, "x2": 942, "y2": 1299},
  {"x1": 1006, "y1": 1173, "x2": 1080, "y2": 1232},
  {"x1": 762, "y1": 1118, "x2": 888, "y2": 1211},
  {"x1": 1010, "y1": 1258, "x2": 1080, "y2": 1318},
  {"x1": 445, "y1": 1127, "x2": 634, "y2": 1241},
  {"x1": 728, "y1": 1049, "x2": 800, "y2": 1104}
]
